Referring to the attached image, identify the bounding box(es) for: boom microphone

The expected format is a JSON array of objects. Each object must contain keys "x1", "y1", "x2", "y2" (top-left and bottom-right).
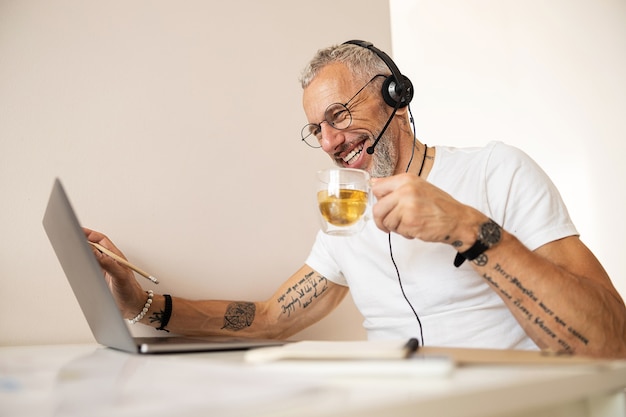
[{"x1": 366, "y1": 102, "x2": 400, "y2": 155}]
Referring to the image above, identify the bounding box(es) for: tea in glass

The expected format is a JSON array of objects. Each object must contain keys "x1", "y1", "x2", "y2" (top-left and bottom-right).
[{"x1": 316, "y1": 168, "x2": 370, "y2": 235}]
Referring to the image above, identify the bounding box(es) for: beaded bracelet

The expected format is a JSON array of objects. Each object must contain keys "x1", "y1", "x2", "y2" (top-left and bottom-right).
[{"x1": 128, "y1": 290, "x2": 154, "y2": 324}]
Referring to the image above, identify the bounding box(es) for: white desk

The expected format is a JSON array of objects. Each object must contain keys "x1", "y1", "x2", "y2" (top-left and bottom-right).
[{"x1": 1, "y1": 343, "x2": 625, "y2": 417}]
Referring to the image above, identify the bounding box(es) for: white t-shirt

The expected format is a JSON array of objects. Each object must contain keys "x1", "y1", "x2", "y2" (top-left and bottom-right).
[{"x1": 305, "y1": 141, "x2": 577, "y2": 350}]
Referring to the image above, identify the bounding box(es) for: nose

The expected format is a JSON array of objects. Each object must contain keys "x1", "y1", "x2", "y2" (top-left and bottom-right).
[{"x1": 318, "y1": 123, "x2": 346, "y2": 154}]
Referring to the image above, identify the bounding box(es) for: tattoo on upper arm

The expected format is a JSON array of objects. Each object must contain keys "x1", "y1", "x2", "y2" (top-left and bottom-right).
[
  {"x1": 221, "y1": 302, "x2": 256, "y2": 331},
  {"x1": 482, "y1": 262, "x2": 589, "y2": 353},
  {"x1": 276, "y1": 271, "x2": 329, "y2": 317}
]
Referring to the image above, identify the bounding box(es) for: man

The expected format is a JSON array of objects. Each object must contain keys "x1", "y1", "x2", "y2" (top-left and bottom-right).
[{"x1": 86, "y1": 41, "x2": 626, "y2": 358}]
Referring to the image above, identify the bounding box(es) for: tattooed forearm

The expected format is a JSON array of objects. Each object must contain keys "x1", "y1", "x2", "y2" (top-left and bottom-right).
[
  {"x1": 513, "y1": 298, "x2": 533, "y2": 321},
  {"x1": 473, "y1": 253, "x2": 488, "y2": 267},
  {"x1": 483, "y1": 262, "x2": 589, "y2": 352},
  {"x1": 221, "y1": 302, "x2": 256, "y2": 331},
  {"x1": 148, "y1": 309, "x2": 170, "y2": 332},
  {"x1": 276, "y1": 271, "x2": 329, "y2": 317}
]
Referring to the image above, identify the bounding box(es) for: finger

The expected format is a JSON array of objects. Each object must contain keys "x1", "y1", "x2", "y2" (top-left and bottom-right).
[
  {"x1": 372, "y1": 181, "x2": 402, "y2": 233},
  {"x1": 372, "y1": 200, "x2": 396, "y2": 234},
  {"x1": 374, "y1": 216, "x2": 390, "y2": 234},
  {"x1": 83, "y1": 227, "x2": 108, "y2": 243},
  {"x1": 82, "y1": 228, "x2": 127, "y2": 257},
  {"x1": 371, "y1": 176, "x2": 401, "y2": 199},
  {"x1": 91, "y1": 245, "x2": 126, "y2": 273}
]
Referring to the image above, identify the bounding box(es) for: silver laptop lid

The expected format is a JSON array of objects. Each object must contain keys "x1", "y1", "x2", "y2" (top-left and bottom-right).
[
  {"x1": 42, "y1": 178, "x2": 287, "y2": 354},
  {"x1": 43, "y1": 178, "x2": 137, "y2": 353}
]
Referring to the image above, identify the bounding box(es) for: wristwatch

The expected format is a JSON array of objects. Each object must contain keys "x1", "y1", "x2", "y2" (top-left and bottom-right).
[{"x1": 454, "y1": 219, "x2": 502, "y2": 267}]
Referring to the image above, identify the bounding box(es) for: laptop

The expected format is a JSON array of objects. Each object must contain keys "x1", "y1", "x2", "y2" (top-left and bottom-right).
[{"x1": 43, "y1": 178, "x2": 286, "y2": 354}]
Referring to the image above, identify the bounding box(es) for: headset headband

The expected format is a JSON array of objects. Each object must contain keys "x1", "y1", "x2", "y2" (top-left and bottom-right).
[{"x1": 342, "y1": 40, "x2": 413, "y2": 108}]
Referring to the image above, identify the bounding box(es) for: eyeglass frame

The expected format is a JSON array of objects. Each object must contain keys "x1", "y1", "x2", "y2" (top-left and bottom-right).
[{"x1": 300, "y1": 74, "x2": 386, "y2": 148}]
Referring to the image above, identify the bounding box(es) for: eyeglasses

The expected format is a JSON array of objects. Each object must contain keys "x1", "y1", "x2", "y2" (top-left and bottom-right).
[{"x1": 300, "y1": 74, "x2": 384, "y2": 148}]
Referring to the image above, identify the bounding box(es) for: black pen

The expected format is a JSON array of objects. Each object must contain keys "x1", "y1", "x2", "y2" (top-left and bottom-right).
[{"x1": 404, "y1": 337, "x2": 420, "y2": 358}]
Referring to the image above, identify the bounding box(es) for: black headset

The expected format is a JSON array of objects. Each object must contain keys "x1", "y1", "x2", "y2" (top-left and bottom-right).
[
  {"x1": 342, "y1": 42, "x2": 425, "y2": 347},
  {"x1": 342, "y1": 40, "x2": 414, "y2": 109}
]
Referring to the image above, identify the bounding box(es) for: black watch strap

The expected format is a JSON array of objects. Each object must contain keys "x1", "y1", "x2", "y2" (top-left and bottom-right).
[
  {"x1": 454, "y1": 219, "x2": 501, "y2": 267},
  {"x1": 454, "y1": 241, "x2": 489, "y2": 267}
]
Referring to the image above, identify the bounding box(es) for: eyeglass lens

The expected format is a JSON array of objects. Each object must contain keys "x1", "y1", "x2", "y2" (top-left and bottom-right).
[
  {"x1": 300, "y1": 74, "x2": 384, "y2": 148},
  {"x1": 301, "y1": 103, "x2": 353, "y2": 148}
]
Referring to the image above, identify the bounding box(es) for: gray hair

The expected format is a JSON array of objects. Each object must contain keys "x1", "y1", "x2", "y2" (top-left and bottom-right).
[{"x1": 299, "y1": 43, "x2": 390, "y2": 89}]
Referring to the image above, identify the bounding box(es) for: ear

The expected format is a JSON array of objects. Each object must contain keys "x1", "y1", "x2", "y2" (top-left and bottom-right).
[{"x1": 394, "y1": 105, "x2": 409, "y2": 117}]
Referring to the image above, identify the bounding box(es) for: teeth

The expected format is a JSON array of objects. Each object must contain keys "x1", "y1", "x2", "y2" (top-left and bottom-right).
[{"x1": 343, "y1": 143, "x2": 364, "y2": 164}]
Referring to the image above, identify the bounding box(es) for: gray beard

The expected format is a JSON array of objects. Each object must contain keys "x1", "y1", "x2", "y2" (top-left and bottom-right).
[{"x1": 368, "y1": 131, "x2": 397, "y2": 178}]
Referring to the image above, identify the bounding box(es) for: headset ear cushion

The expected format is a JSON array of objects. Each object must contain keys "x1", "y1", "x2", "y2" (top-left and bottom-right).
[{"x1": 381, "y1": 74, "x2": 414, "y2": 108}]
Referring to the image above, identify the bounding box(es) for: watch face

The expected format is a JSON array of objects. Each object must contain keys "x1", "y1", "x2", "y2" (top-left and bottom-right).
[{"x1": 480, "y1": 220, "x2": 502, "y2": 247}]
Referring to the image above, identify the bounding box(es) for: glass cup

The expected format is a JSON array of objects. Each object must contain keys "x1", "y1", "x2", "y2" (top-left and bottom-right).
[{"x1": 316, "y1": 168, "x2": 371, "y2": 236}]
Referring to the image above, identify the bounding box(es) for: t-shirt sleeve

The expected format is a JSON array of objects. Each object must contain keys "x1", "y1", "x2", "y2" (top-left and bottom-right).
[
  {"x1": 305, "y1": 231, "x2": 349, "y2": 286},
  {"x1": 485, "y1": 142, "x2": 578, "y2": 251}
]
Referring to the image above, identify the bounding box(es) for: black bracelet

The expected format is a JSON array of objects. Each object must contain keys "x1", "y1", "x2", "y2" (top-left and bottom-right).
[{"x1": 157, "y1": 294, "x2": 172, "y2": 332}]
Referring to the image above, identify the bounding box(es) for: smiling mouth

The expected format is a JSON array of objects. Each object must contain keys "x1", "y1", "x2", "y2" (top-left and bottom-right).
[{"x1": 342, "y1": 142, "x2": 365, "y2": 165}]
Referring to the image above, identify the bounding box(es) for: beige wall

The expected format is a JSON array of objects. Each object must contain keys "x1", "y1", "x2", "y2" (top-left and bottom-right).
[
  {"x1": 6, "y1": 0, "x2": 622, "y2": 347},
  {"x1": 391, "y1": 0, "x2": 626, "y2": 299},
  {"x1": 0, "y1": 0, "x2": 395, "y2": 345}
]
